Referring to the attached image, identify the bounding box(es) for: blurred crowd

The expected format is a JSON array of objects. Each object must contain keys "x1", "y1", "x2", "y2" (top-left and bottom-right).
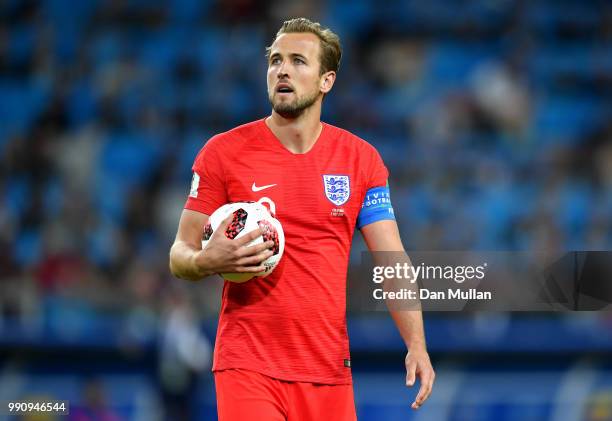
[{"x1": 0, "y1": 0, "x2": 610, "y2": 325}]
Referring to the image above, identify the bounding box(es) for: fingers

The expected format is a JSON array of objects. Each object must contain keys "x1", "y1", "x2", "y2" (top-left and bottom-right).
[
  {"x1": 236, "y1": 240, "x2": 275, "y2": 257},
  {"x1": 216, "y1": 214, "x2": 234, "y2": 234},
  {"x1": 233, "y1": 264, "x2": 267, "y2": 273},
  {"x1": 235, "y1": 227, "x2": 265, "y2": 246},
  {"x1": 237, "y1": 250, "x2": 274, "y2": 266},
  {"x1": 410, "y1": 367, "x2": 435, "y2": 410}
]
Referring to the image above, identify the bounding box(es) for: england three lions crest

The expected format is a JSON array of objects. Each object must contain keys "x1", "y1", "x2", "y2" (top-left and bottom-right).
[{"x1": 323, "y1": 175, "x2": 350, "y2": 206}]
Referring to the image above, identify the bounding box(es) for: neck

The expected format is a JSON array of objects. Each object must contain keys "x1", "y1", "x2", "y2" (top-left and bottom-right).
[{"x1": 265, "y1": 104, "x2": 323, "y2": 154}]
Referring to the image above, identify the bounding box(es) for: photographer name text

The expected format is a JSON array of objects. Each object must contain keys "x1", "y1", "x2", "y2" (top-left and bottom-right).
[{"x1": 373, "y1": 288, "x2": 492, "y2": 300}]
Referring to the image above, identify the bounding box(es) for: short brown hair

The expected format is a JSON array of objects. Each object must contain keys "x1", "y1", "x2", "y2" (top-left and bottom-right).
[{"x1": 266, "y1": 18, "x2": 342, "y2": 75}]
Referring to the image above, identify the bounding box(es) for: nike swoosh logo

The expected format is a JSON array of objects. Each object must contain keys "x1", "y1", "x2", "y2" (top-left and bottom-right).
[{"x1": 252, "y1": 182, "x2": 277, "y2": 192}]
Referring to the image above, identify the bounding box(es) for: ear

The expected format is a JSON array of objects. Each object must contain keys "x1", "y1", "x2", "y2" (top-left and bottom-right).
[{"x1": 320, "y1": 71, "x2": 336, "y2": 94}]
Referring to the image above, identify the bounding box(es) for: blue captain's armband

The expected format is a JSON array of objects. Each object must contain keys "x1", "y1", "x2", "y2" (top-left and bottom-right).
[{"x1": 357, "y1": 184, "x2": 395, "y2": 229}]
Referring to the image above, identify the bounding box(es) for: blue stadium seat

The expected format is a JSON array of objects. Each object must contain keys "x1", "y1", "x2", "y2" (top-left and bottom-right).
[
  {"x1": 532, "y1": 95, "x2": 603, "y2": 144},
  {"x1": 14, "y1": 229, "x2": 41, "y2": 266},
  {"x1": 427, "y1": 42, "x2": 496, "y2": 88},
  {"x1": 0, "y1": 79, "x2": 50, "y2": 135}
]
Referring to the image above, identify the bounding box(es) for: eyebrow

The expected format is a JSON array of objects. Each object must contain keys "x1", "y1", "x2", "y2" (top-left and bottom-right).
[{"x1": 269, "y1": 52, "x2": 308, "y2": 62}]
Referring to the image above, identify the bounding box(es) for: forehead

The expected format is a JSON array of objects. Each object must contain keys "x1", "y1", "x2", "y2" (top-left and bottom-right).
[{"x1": 269, "y1": 32, "x2": 321, "y2": 58}]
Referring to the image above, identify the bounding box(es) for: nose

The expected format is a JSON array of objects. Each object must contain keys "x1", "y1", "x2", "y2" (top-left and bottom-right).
[{"x1": 276, "y1": 61, "x2": 289, "y2": 79}]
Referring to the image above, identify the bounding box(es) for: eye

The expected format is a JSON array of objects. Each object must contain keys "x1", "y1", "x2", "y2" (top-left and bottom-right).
[
  {"x1": 270, "y1": 57, "x2": 281, "y2": 65},
  {"x1": 294, "y1": 57, "x2": 305, "y2": 64}
]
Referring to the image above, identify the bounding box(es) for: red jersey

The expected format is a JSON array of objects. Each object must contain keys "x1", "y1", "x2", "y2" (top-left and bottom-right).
[{"x1": 185, "y1": 118, "x2": 388, "y2": 384}]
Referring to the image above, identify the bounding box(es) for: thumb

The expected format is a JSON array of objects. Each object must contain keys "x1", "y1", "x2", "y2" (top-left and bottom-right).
[
  {"x1": 406, "y1": 362, "x2": 417, "y2": 386},
  {"x1": 215, "y1": 214, "x2": 234, "y2": 238}
]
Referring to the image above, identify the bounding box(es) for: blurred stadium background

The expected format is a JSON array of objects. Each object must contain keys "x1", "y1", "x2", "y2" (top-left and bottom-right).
[{"x1": 1, "y1": 0, "x2": 611, "y2": 420}]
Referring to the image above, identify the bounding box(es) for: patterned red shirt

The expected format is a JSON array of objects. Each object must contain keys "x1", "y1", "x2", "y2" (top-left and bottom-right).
[{"x1": 185, "y1": 118, "x2": 388, "y2": 384}]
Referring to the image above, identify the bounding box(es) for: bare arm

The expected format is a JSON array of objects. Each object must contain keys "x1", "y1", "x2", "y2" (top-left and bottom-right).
[
  {"x1": 169, "y1": 209, "x2": 213, "y2": 281},
  {"x1": 361, "y1": 220, "x2": 435, "y2": 410},
  {"x1": 169, "y1": 209, "x2": 274, "y2": 282}
]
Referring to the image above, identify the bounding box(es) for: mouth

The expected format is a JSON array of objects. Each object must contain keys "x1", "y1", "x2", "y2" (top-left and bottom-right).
[{"x1": 276, "y1": 83, "x2": 294, "y2": 94}]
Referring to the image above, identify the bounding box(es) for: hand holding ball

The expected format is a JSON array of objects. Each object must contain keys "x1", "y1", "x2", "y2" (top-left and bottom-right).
[{"x1": 202, "y1": 198, "x2": 284, "y2": 282}]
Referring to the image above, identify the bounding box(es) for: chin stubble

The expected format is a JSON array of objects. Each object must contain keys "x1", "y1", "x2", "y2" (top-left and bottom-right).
[{"x1": 269, "y1": 90, "x2": 319, "y2": 118}]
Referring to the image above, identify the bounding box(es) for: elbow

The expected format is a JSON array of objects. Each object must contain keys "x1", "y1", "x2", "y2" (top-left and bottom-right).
[
  {"x1": 168, "y1": 259, "x2": 179, "y2": 279},
  {"x1": 168, "y1": 246, "x2": 201, "y2": 282},
  {"x1": 168, "y1": 246, "x2": 183, "y2": 280},
  {"x1": 168, "y1": 254, "x2": 179, "y2": 279},
  {"x1": 169, "y1": 258, "x2": 189, "y2": 281}
]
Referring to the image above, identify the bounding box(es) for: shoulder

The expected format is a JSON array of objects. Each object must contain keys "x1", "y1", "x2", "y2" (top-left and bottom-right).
[
  {"x1": 323, "y1": 122, "x2": 381, "y2": 158},
  {"x1": 199, "y1": 119, "x2": 263, "y2": 154}
]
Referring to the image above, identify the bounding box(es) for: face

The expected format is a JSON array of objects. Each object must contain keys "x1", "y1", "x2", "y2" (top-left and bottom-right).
[{"x1": 267, "y1": 32, "x2": 333, "y2": 118}]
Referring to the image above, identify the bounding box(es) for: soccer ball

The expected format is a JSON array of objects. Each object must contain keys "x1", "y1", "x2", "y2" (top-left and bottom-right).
[{"x1": 202, "y1": 197, "x2": 284, "y2": 282}]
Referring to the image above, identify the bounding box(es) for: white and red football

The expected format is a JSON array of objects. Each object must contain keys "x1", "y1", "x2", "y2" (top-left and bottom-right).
[{"x1": 202, "y1": 197, "x2": 284, "y2": 282}]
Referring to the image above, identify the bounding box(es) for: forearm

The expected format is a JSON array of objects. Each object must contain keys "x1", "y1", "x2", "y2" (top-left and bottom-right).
[
  {"x1": 390, "y1": 309, "x2": 427, "y2": 351},
  {"x1": 360, "y1": 221, "x2": 427, "y2": 350},
  {"x1": 169, "y1": 241, "x2": 214, "y2": 281}
]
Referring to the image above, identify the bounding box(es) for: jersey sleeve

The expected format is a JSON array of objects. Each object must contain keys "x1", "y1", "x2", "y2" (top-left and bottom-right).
[
  {"x1": 365, "y1": 146, "x2": 389, "y2": 190},
  {"x1": 184, "y1": 137, "x2": 228, "y2": 216},
  {"x1": 357, "y1": 145, "x2": 395, "y2": 229}
]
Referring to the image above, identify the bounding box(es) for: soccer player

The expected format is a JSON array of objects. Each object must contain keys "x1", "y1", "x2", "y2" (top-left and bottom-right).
[{"x1": 169, "y1": 18, "x2": 435, "y2": 420}]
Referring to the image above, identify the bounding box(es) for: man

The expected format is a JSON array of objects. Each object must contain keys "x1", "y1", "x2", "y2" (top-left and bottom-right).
[{"x1": 169, "y1": 18, "x2": 434, "y2": 420}]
